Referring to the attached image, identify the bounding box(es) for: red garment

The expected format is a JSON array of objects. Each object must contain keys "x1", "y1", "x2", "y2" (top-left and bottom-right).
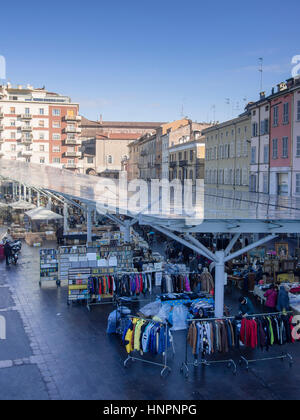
[{"x1": 240, "y1": 319, "x2": 258, "y2": 349}]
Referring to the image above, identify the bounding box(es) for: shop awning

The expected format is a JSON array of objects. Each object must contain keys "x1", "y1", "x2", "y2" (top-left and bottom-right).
[{"x1": 25, "y1": 207, "x2": 63, "y2": 221}]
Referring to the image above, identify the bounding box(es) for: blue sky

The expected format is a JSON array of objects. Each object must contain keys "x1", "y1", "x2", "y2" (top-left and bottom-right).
[{"x1": 0, "y1": 0, "x2": 299, "y2": 123}]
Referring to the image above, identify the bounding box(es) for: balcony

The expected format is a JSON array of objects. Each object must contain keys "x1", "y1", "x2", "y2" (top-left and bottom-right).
[
  {"x1": 179, "y1": 159, "x2": 188, "y2": 167},
  {"x1": 21, "y1": 126, "x2": 32, "y2": 132},
  {"x1": 169, "y1": 162, "x2": 177, "y2": 168},
  {"x1": 21, "y1": 135, "x2": 33, "y2": 144},
  {"x1": 21, "y1": 114, "x2": 32, "y2": 119},
  {"x1": 63, "y1": 127, "x2": 81, "y2": 134},
  {"x1": 21, "y1": 149, "x2": 33, "y2": 156},
  {"x1": 63, "y1": 163, "x2": 77, "y2": 169},
  {"x1": 65, "y1": 138, "x2": 81, "y2": 145},
  {"x1": 63, "y1": 115, "x2": 81, "y2": 122},
  {"x1": 64, "y1": 151, "x2": 81, "y2": 158}
]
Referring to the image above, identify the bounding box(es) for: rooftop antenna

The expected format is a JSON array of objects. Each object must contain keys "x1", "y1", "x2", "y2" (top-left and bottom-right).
[
  {"x1": 225, "y1": 98, "x2": 231, "y2": 119},
  {"x1": 259, "y1": 57, "x2": 263, "y2": 92},
  {"x1": 211, "y1": 105, "x2": 216, "y2": 124}
]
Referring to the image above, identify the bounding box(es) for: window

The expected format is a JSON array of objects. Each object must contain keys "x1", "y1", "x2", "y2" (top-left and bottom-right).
[
  {"x1": 107, "y1": 155, "x2": 113, "y2": 164},
  {"x1": 236, "y1": 169, "x2": 241, "y2": 186},
  {"x1": 296, "y1": 174, "x2": 300, "y2": 194},
  {"x1": 283, "y1": 103, "x2": 289, "y2": 124},
  {"x1": 297, "y1": 101, "x2": 300, "y2": 121},
  {"x1": 282, "y1": 137, "x2": 288, "y2": 158},
  {"x1": 237, "y1": 140, "x2": 241, "y2": 157},
  {"x1": 11, "y1": 145, "x2": 16, "y2": 151},
  {"x1": 53, "y1": 157, "x2": 60, "y2": 163},
  {"x1": 52, "y1": 109, "x2": 61, "y2": 116},
  {"x1": 39, "y1": 133, "x2": 45, "y2": 140},
  {"x1": 40, "y1": 158, "x2": 45, "y2": 164},
  {"x1": 11, "y1": 132, "x2": 16, "y2": 139},
  {"x1": 251, "y1": 146, "x2": 256, "y2": 164},
  {"x1": 252, "y1": 122, "x2": 258, "y2": 137},
  {"x1": 52, "y1": 121, "x2": 60, "y2": 128},
  {"x1": 39, "y1": 120, "x2": 44, "y2": 127},
  {"x1": 39, "y1": 108, "x2": 44, "y2": 115},
  {"x1": 249, "y1": 175, "x2": 257, "y2": 192},
  {"x1": 190, "y1": 150, "x2": 193, "y2": 161},
  {"x1": 10, "y1": 120, "x2": 16, "y2": 126},
  {"x1": 52, "y1": 146, "x2": 60, "y2": 153},
  {"x1": 272, "y1": 138, "x2": 278, "y2": 159},
  {"x1": 53, "y1": 134, "x2": 61, "y2": 140},
  {"x1": 10, "y1": 107, "x2": 15, "y2": 114},
  {"x1": 273, "y1": 105, "x2": 279, "y2": 126},
  {"x1": 25, "y1": 107, "x2": 30, "y2": 115},
  {"x1": 297, "y1": 137, "x2": 300, "y2": 157},
  {"x1": 39, "y1": 145, "x2": 45, "y2": 152},
  {"x1": 263, "y1": 173, "x2": 269, "y2": 194},
  {"x1": 264, "y1": 145, "x2": 269, "y2": 164},
  {"x1": 87, "y1": 157, "x2": 94, "y2": 164}
]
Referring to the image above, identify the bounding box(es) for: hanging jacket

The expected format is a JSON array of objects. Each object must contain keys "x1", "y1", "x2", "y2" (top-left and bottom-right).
[{"x1": 264, "y1": 289, "x2": 278, "y2": 309}]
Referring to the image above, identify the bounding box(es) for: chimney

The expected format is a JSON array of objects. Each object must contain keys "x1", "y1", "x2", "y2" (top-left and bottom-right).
[
  {"x1": 99, "y1": 114, "x2": 103, "y2": 125},
  {"x1": 259, "y1": 91, "x2": 265, "y2": 100}
]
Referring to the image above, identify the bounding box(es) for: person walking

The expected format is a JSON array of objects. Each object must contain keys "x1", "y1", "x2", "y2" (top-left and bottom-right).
[{"x1": 4, "y1": 241, "x2": 12, "y2": 266}]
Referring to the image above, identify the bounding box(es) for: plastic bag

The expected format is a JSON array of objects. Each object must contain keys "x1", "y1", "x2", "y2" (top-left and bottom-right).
[
  {"x1": 171, "y1": 305, "x2": 188, "y2": 331},
  {"x1": 140, "y1": 301, "x2": 162, "y2": 317},
  {"x1": 107, "y1": 310, "x2": 119, "y2": 334}
]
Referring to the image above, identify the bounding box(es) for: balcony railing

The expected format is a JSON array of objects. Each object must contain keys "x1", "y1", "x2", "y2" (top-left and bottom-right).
[
  {"x1": 63, "y1": 127, "x2": 81, "y2": 134},
  {"x1": 63, "y1": 163, "x2": 77, "y2": 169},
  {"x1": 64, "y1": 151, "x2": 81, "y2": 158},
  {"x1": 179, "y1": 159, "x2": 188, "y2": 167},
  {"x1": 21, "y1": 126, "x2": 32, "y2": 132},
  {"x1": 63, "y1": 115, "x2": 81, "y2": 122},
  {"x1": 21, "y1": 135, "x2": 33, "y2": 144},
  {"x1": 169, "y1": 162, "x2": 177, "y2": 168},
  {"x1": 21, "y1": 150, "x2": 33, "y2": 156},
  {"x1": 21, "y1": 114, "x2": 32, "y2": 119},
  {"x1": 65, "y1": 138, "x2": 81, "y2": 145}
]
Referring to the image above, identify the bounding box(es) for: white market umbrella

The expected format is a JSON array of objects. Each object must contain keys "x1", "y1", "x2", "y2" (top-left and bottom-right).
[
  {"x1": 9, "y1": 200, "x2": 36, "y2": 211},
  {"x1": 25, "y1": 206, "x2": 63, "y2": 221}
]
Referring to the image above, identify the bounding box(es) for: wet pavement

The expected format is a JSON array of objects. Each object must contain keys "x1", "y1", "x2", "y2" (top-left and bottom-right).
[{"x1": 0, "y1": 241, "x2": 300, "y2": 400}]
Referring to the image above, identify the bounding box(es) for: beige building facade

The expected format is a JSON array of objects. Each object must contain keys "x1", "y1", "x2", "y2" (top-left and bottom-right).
[
  {"x1": 169, "y1": 138, "x2": 206, "y2": 185},
  {"x1": 203, "y1": 112, "x2": 251, "y2": 191}
]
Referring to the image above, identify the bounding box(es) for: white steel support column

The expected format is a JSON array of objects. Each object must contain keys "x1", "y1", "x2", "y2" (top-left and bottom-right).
[
  {"x1": 23, "y1": 184, "x2": 26, "y2": 201},
  {"x1": 63, "y1": 202, "x2": 69, "y2": 236},
  {"x1": 87, "y1": 206, "x2": 92, "y2": 245},
  {"x1": 185, "y1": 234, "x2": 217, "y2": 261},
  {"x1": 28, "y1": 187, "x2": 32, "y2": 203},
  {"x1": 215, "y1": 250, "x2": 225, "y2": 318},
  {"x1": 37, "y1": 191, "x2": 40, "y2": 207},
  {"x1": 47, "y1": 197, "x2": 52, "y2": 210},
  {"x1": 225, "y1": 233, "x2": 240, "y2": 256}
]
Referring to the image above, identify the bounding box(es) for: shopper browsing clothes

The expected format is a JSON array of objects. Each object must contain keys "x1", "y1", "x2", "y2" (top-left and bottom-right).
[
  {"x1": 238, "y1": 296, "x2": 255, "y2": 317},
  {"x1": 276, "y1": 285, "x2": 290, "y2": 313}
]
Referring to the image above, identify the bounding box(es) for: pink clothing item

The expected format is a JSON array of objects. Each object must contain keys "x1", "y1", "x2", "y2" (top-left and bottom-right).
[{"x1": 264, "y1": 289, "x2": 278, "y2": 308}]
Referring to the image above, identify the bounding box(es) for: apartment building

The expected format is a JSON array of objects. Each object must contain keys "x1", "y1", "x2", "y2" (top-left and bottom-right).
[
  {"x1": 247, "y1": 76, "x2": 300, "y2": 196},
  {"x1": 247, "y1": 94, "x2": 270, "y2": 193},
  {"x1": 137, "y1": 132, "x2": 157, "y2": 181},
  {"x1": 203, "y1": 112, "x2": 251, "y2": 192},
  {"x1": 169, "y1": 137, "x2": 206, "y2": 185},
  {"x1": 0, "y1": 83, "x2": 81, "y2": 170}
]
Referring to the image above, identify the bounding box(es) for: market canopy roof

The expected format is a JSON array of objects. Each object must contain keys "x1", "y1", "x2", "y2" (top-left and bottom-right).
[
  {"x1": 1, "y1": 159, "x2": 300, "y2": 233},
  {"x1": 9, "y1": 200, "x2": 36, "y2": 210},
  {"x1": 25, "y1": 206, "x2": 63, "y2": 221}
]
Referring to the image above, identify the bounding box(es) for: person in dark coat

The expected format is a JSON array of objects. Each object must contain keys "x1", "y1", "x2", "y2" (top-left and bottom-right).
[
  {"x1": 4, "y1": 241, "x2": 12, "y2": 266},
  {"x1": 276, "y1": 286, "x2": 290, "y2": 313},
  {"x1": 239, "y1": 296, "x2": 255, "y2": 316}
]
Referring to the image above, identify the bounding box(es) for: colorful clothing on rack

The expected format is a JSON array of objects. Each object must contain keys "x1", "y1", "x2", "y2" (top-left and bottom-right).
[
  {"x1": 123, "y1": 317, "x2": 170, "y2": 355},
  {"x1": 88, "y1": 276, "x2": 115, "y2": 296},
  {"x1": 115, "y1": 273, "x2": 152, "y2": 297}
]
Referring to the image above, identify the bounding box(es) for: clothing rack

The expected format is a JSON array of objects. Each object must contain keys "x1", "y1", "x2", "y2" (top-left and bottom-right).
[
  {"x1": 181, "y1": 312, "x2": 295, "y2": 378},
  {"x1": 238, "y1": 311, "x2": 294, "y2": 370},
  {"x1": 86, "y1": 271, "x2": 116, "y2": 311},
  {"x1": 181, "y1": 316, "x2": 237, "y2": 378},
  {"x1": 123, "y1": 315, "x2": 175, "y2": 377}
]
